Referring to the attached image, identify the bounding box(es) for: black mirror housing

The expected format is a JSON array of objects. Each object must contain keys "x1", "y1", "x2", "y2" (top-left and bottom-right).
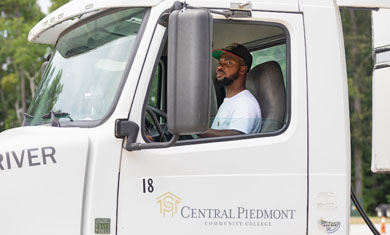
[{"x1": 167, "y1": 9, "x2": 212, "y2": 135}]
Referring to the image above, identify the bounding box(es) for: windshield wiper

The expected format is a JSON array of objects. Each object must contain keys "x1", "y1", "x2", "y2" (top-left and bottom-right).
[
  {"x1": 22, "y1": 113, "x2": 34, "y2": 126},
  {"x1": 42, "y1": 111, "x2": 74, "y2": 127}
]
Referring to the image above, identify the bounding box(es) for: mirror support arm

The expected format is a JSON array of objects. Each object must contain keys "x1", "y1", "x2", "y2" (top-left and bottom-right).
[
  {"x1": 115, "y1": 119, "x2": 180, "y2": 152},
  {"x1": 126, "y1": 134, "x2": 179, "y2": 151}
]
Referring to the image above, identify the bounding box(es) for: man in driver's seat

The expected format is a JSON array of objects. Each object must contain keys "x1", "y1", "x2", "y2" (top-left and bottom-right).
[{"x1": 200, "y1": 43, "x2": 262, "y2": 137}]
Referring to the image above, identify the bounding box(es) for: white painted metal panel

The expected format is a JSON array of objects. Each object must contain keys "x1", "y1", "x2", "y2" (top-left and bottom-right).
[
  {"x1": 372, "y1": 67, "x2": 390, "y2": 172},
  {"x1": 0, "y1": 126, "x2": 89, "y2": 235},
  {"x1": 301, "y1": 0, "x2": 351, "y2": 234},
  {"x1": 373, "y1": 9, "x2": 390, "y2": 49},
  {"x1": 118, "y1": 8, "x2": 307, "y2": 235},
  {"x1": 337, "y1": 0, "x2": 390, "y2": 9},
  {"x1": 187, "y1": 0, "x2": 299, "y2": 12},
  {"x1": 371, "y1": 9, "x2": 390, "y2": 172},
  {"x1": 30, "y1": 0, "x2": 302, "y2": 45},
  {"x1": 28, "y1": 0, "x2": 162, "y2": 44}
]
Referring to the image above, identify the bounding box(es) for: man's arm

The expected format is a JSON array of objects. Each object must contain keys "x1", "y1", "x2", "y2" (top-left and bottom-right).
[{"x1": 198, "y1": 129, "x2": 244, "y2": 138}]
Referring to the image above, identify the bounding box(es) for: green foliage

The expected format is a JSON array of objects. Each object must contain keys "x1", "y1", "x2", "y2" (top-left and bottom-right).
[
  {"x1": 49, "y1": 0, "x2": 70, "y2": 13},
  {"x1": 3, "y1": 109, "x2": 19, "y2": 130},
  {"x1": 341, "y1": 9, "x2": 390, "y2": 215},
  {"x1": 0, "y1": 0, "x2": 50, "y2": 131},
  {"x1": 1, "y1": 73, "x2": 18, "y2": 93},
  {"x1": 30, "y1": 66, "x2": 64, "y2": 118},
  {"x1": 251, "y1": 44, "x2": 287, "y2": 82},
  {"x1": 0, "y1": 0, "x2": 43, "y2": 21}
]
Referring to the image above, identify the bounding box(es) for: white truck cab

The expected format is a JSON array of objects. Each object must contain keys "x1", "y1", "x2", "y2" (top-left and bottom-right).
[{"x1": 1, "y1": 0, "x2": 390, "y2": 234}]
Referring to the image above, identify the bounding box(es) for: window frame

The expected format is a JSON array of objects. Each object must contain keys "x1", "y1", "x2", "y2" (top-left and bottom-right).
[
  {"x1": 140, "y1": 18, "x2": 292, "y2": 145},
  {"x1": 141, "y1": 33, "x2": 168, "y2": 142}
]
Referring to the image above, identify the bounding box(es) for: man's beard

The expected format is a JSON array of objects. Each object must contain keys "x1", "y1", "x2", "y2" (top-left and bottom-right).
[{"x1": 214, "y1": 71, "x2": 239, "y2": 88}]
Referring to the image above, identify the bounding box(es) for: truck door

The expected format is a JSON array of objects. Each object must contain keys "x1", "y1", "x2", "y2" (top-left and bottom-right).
[{"x1": 117, "y1": 7, "x2": 308, "y2": 235}]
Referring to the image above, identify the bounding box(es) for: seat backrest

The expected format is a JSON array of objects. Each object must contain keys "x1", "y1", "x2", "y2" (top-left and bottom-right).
[{"x1": 246, "y1": 61, "x2": 286, "y2": 132}]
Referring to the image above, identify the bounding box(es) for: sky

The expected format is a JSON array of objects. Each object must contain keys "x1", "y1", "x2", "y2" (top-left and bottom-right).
[{"x1": 37, "y1": 0, "x2": 52, "y2": 14}]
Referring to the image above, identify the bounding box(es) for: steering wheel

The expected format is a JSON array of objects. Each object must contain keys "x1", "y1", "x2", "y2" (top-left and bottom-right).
[{"x1": 145, "y1": 105, "x2": 168, "y2": 142}]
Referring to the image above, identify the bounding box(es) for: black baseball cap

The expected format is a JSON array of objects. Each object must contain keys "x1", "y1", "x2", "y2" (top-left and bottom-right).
[{"x1": 212, "y1": 43, "x2": 253, "y2": 71}]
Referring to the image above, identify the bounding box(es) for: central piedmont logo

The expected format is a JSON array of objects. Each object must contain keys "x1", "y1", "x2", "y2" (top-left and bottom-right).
[{"x1": 156, "y1": 192, "x2": 181, "y2": 217}]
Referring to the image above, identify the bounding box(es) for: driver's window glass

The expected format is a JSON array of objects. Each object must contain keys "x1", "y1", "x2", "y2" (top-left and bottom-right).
[
  {"x1": 145, "y1": 61, "x2": 172, "y2": 142},
  {"x1": 148, "y1": 66, "x2": 160, "y2": 108},
  {"x1": 251, "y1": 44, "x2": 287, "y2": 84},
  {"x1": 143, "y1": 20, "x2": 289, "y2": 142}
]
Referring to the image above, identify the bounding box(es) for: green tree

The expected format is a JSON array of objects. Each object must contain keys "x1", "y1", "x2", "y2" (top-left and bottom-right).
[
  {"x1": 0, "y1": 0, "x2": 49, "y2": 130},
  {"x1": 341, "y1": 9, "x2": 372, "y2": 199},
  {"x1": 49, "y1": 0, "x2": 70, "y2": 13},
  {"x1": 341, "y1": 9, "x2": 390, "y2": 214}
]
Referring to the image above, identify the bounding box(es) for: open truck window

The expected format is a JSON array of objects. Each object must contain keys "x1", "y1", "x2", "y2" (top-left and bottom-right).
[
  {"x1": 143, "y1": 20, "x2": 289, "y2": 143},
  {"x1": 144, "y1": 60, "x2": 171, "y2": 142}
]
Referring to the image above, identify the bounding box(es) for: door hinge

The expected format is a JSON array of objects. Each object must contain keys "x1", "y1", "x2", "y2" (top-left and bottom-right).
[{"x1": 224, "y1": 1, "x2": 252, "y2": 18}]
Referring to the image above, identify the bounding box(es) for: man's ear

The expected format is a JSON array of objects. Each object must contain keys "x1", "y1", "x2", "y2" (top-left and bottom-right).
[{"x1": 239, "y1": 65, "x2": 248, "y2": 74}]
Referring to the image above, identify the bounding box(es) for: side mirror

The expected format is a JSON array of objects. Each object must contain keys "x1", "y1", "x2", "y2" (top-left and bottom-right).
[
  {"x1": 120, "y1": 9, "x2": 212, "y2": 151},
  {"x1": 167, "y1": 9, "x2": 212, "y2": 135}
]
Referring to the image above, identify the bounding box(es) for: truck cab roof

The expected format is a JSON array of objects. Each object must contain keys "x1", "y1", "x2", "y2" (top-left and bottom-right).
[
  {"x1": 29, "y1": 0, "x2": 390, "y2": 45},
  {"x1": 29, "y1": 0, "x2": 302, "y2": 45}
]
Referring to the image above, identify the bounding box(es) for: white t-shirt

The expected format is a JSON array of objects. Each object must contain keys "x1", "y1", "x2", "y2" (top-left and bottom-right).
[{"x1": 211, "y1": 90, "x2": 262, "y2": 134}]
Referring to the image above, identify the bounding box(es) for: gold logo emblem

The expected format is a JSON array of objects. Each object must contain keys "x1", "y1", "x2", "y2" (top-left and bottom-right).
[{"x1": 156, "y1": 192, "x2": 181, "y2": 217}]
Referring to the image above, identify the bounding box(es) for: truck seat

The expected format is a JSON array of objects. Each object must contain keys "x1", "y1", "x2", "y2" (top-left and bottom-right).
[{"x1": 246, "y1": 61, "x2": 286, "y2": 133}]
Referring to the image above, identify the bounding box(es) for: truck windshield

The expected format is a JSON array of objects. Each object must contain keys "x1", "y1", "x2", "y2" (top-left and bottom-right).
[{"x1": 26, "y1": 8, "x2": 146, "y2": 126}]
